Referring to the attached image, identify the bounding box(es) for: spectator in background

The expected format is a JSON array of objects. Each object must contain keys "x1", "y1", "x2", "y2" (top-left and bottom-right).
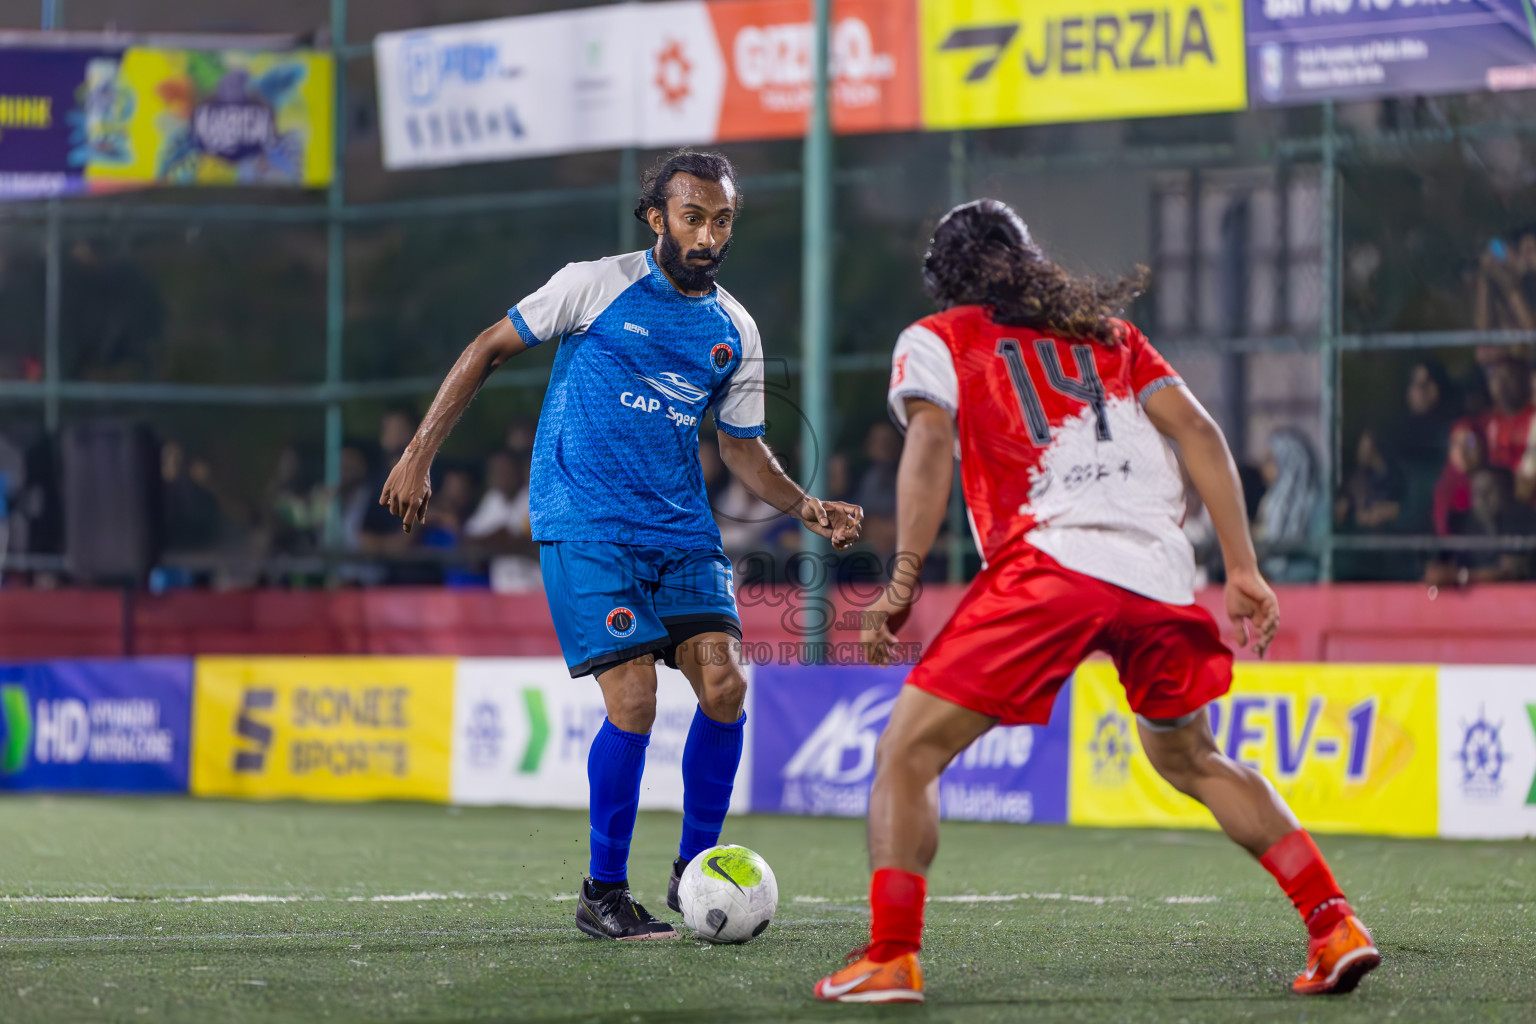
[
  {"x1": 1335, "y1": 429, "x2": 1418, "y2": 581},
  {"x1": 1474, "y1": 228, "x2": 1536, "y2": 332},
  {"x1": 825, "y1": 452, "x2": 851, "y2": 505},
  {"x1": 1434, "y1": 423, "x2": 1485, "y2": 536},
  {"x1": 1425, "y1": 466, "x2": 1536, "y2": 586},
  {"x1": 360, "y1": 408, "x2": 420, "y2": 556},
  {"x1": 1399, "y1": 360, "x2": 1458, "y2": 470},
  {"x1": 1474, "y1": 356, "x2": 1533, "y2": 471},
  {"x1": 161, "y1": 440, "x2": 221, "y2": 552},
  {"x1": 1519, "y1": 361, "x2": 1536, "y2": 503},
  {"x1": 505, "y1": 417, "x2": 537, "y2": 461},
  {"x1": 853, "y1": 421, "x2": 901, "y2": 561},
  {"x1": 698, "y1": 436, "x2": 731, "y2": 509},
  {"x1": 1337, "y1": 429, "x2": 1404, "y2": 532},
  {"x1": 1254, "y1": 428, "x2": 1323, "y2": 581},
  {"x1": 463, "y1": 449, "x2": 538, "y2": 591},
  {"x1": 262, "y1": 445, "x2": 321, "y2": 555},
  {"x1": 420, "y1": 466, "x2": 487, "y2": 587},
  {"x1": 335, "y1": 443, "x2": 372, "y2": 552}
]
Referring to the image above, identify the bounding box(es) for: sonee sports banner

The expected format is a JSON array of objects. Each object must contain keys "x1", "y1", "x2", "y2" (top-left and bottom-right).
[{"x1": 191, "y1": 657, "x2": 454, "y2": 802}]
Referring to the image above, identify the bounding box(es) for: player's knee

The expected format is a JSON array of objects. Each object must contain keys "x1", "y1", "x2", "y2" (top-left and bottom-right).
[
  {"x1": 1146, "y1": 737, "x2": 1220, "y2": 797},
  {"x1": 604, "y1": 683, "x2": 658, "y2": 733},
  {"x1": 698, "y1": 667, "x2": 747, "y2": 723},
  {"x1": 874, "y1": 728, "x2": 945, "y2": 783}
]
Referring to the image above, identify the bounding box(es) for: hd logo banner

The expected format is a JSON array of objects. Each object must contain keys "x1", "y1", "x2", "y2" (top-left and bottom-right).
[
  {"x1": 1069, "y1": 662, "x2": 1437, "y2": 836},
  {"x1": 919, "y1": 0, "x2": 1247, "y2": 129},
  {"x1": 0, "y1": 659, "x2": 192, "y2": 792},
  {"x1": 1437, "y1": 666, "x2": 1536, "y2": 839},
  {"x1": 191, "y1": 658, "x2": 453, "y2": 802},
  {"x1": 449, "y1": 658, "x2": 748, "y2": 813}
]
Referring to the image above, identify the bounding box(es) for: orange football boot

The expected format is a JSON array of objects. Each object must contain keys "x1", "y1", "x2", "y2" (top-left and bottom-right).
[
  {"x1": 813, "y1": 947, "x2": 925, "y2": 1004},
  {"x1": 1292, "y1": 915, "x2": 1381, "y2": 995}
]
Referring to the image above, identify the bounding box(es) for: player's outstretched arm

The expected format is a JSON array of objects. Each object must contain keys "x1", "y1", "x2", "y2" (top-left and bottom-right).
[
  {"x1": 861, "y1": 399, "x2": 953, "y2": 665},
  {"x1": 1144, "y1": 384, "x2": 1280, "y2": 657},
  {"x1": 379, "y1": 318, "x2": 530, "y2": 532},
  {"x1": 715, "y1": 433, "x2": 863, "y2": 549}
]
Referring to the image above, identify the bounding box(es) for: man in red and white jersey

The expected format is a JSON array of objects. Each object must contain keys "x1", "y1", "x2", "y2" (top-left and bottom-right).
[{"x1": 814, "y1": 201, "x2": 1379, "y2": 1004}]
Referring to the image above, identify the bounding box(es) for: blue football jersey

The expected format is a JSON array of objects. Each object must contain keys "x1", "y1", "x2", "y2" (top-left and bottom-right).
[{"x1": 509, "y1": 249, "x2": 766, "y2": 549}]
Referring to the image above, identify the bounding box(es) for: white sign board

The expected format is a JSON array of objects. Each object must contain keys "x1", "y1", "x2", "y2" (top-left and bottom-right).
[
  {"x1": 1437, "y1": 666, "x2": 1536, "y2": 839},
  {"x1": 450, "y1": 657, "x2": 751, "y2": 814}
]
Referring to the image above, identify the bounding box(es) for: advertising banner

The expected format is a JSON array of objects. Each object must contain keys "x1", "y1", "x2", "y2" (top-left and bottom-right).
[
  {"x1": 1069, "y1": 662, "x2": 1438, "y2": 836},
  {"x1": 658, "y1": 0, "x2": 921, "y2": 143},
  {"x1": 1437, "y1": 667, "x2": 1536, "y2": 839},
  {"x1": 918, "y1": 0, "x2": 1247, "y2": 130},
  {"x1": 85, "y1": 48, "x2": 333, "y2": 189},
  {"x1": 751, "y1": 665, "x2": 1069, "y2": 824},
  {"x1": 0, "y1": 659, "x2": 192, "y2": 792},
  {"x1": 191, "y1": 657, "x2": 453, "y2": 802},
  {"x1": 374, "y1": 1, "x2": 920, "y2": 170},
  {"x1": 1247, "y1": 0, "x2": 1536, "y2": 107},
  {"x1": 0, "y1": 48, "x2": 111, "y2": 200},
  {"x1": 449, "y1": 658, "x2": 750, "y2": 812},
  {"x1": 374, "y1": 6, "x2": 639, "y2": 170}
]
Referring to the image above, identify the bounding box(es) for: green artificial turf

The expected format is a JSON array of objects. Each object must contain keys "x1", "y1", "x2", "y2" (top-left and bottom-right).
[{"x1": 0, "y1": 797, "x2": 1531, "y2": 1022}]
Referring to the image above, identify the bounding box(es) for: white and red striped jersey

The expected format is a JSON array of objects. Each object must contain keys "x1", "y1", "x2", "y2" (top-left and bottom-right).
[{"x1": 887, "y1": 305, "x2": 1196, "y2": 605}]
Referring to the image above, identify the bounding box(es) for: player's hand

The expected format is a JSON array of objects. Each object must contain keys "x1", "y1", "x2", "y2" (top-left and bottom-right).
[
  {"x1": 379, "y1": 447, "x2": 433, "y2": 534},
  {"x1": 859, "y1": 585, "x2": 912, "y2": 667},
  {"x1": 798, "y1": 498, "x2": 864, "y2": 551},
  {"x1": 1225, "y1": 565, "x2": 1279, "y2": 658}
]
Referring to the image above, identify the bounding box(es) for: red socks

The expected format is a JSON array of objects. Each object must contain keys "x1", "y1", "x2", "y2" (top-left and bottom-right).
[
  {"x1": 1260, "y1": 829, "x2": 1353, "y2": 941},
  {"x1": 868, "y1": 868, "x2": 926, "y2": 963}
]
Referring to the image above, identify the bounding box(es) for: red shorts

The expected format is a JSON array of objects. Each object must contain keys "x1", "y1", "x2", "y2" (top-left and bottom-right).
[{"x1": 905, "y1": 545, "x2": 1233, "y2": 726}]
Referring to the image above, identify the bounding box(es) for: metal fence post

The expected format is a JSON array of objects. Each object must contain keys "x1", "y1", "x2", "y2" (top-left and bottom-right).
[
  {"x1": 1318, "y1": 100, "x2": 1339, "y2": 583},
  {"x1": 41, "y1": 0, "x2": 63, "y2": 434},
  {"x1": 323, "y1": 0, "x2": 348, "y2": 552},
  {"x1": 944, "y1": 131, "x2": 968, "y2": 584},
  {"x1": 799, "y1": 0, "x2": 833, "y2": 650}
]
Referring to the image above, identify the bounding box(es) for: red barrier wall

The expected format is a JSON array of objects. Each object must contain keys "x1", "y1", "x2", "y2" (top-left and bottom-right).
[{"x1": 0, "y1": 583, "x2": 1531, "y2": 663}]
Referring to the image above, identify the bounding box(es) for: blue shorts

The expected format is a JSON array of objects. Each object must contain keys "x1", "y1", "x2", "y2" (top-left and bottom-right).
[{"x1": 539, "y1": 541, "x2": 742, "y2": 678}]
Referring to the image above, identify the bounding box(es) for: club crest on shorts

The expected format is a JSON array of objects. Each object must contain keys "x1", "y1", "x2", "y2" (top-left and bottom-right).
[
  {"x1": 606, "y1": 606, "x2": 638, "y2": 639},
  {"x1": 711, "y1": 343, "x2": 734, "y2": 373}
]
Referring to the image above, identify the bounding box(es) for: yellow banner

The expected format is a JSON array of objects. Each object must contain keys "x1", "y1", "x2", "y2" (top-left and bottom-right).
[
  {"x1": 1069, "y1": 663, "x2": 1437, "y2": 836},
  {"x1": 919, "y1": 0, "x2": 1247, "y2": 130},
  {"x1": 191, "y1": 658, "x2": 453, "y2": 802},
  {"x1": 86, "y1": 48, "x2": 332, "y2": 188}
]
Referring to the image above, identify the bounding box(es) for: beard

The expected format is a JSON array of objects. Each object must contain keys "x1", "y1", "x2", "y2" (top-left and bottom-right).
[{"x1": 657, "y1": 226, "x2": 731, "y2": 292}]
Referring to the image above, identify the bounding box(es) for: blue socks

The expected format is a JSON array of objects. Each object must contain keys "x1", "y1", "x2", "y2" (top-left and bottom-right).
[
  {"x1": 586, "y1": 708, "x2": 746, "y2": 882},
  {"x1": 587, "y1": 719, "x2": 649, "y2": 883},
  {"x1": 679, "y1": 708, "x2": 746, "y2": 862}
]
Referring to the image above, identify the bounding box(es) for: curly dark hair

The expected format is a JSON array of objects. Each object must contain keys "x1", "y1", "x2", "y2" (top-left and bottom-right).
[
  {"x1": 923, "y1": 199, "x2": 1147, "y2": 345},
  {"x1": 633, "y1": 149, "x2": 741, "y2": 224}
]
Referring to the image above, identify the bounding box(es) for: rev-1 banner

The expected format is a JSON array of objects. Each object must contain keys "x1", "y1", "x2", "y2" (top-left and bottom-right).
[{"x1": 1247, "y1": 0, "x2": 1536, "y2": 107}]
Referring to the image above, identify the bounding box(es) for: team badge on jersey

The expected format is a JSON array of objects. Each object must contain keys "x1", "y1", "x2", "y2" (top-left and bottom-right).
[
  {"x1": 606, "y1": 606, "x2": 639, "y2": 639},
  {"x1": 711, "y1": 343, "x2": 734, "y2": 373}
]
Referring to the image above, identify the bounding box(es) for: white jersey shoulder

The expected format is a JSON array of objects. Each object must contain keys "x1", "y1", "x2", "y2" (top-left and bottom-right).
[
  {"x1": 887, "y1": 323, "x2": 959, "y2": 430},
  {"x1": 712, "y1": 283, "x2": 766, "y2": 436},
  {"x1": 509, "y1": 250, "x2": 650, "y2": 346}
]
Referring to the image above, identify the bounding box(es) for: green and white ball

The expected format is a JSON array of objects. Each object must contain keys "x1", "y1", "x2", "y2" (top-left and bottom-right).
[{"x1": 677, "y1": 844, "x2": 778, "y2": 944}]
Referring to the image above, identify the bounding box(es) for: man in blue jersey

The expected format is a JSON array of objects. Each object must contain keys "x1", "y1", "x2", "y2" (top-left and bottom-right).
[{"x1": 380, "y1": 150, "x2": 863, "y2": 940}]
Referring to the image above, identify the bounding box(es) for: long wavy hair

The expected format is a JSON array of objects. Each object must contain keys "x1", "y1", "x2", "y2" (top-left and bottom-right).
[{"x1": 922, "y1": 199, "x2": 1148, "y2": 346}]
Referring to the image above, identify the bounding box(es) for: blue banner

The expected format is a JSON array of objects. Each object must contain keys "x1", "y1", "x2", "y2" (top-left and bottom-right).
[
  {"x1": 750, "y1": 665, "x2": 1070, "y2": 824},
  {"x1": 0, "y1": 47, "x2": 120, "y2": 200},
  {"x1": 1247, "y1": 0, "x2": 1536, "y2": 107},
  {"x1": 0, "y1": 659, "x2": 193, "y2": 792}
]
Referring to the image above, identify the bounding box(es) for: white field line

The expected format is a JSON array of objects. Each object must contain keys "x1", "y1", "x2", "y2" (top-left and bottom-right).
[
  {"x1": 0, "y1": 892, "x2": 506, "y2": 905},
  {"x1": 1, "y1": 890, "x2": 1217, "y2": 908}
]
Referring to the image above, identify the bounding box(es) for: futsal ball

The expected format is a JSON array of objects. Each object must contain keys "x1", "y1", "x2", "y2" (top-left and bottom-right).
[{"x1": 677, "y1": 844, "x2": 778, "y2": 944}]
